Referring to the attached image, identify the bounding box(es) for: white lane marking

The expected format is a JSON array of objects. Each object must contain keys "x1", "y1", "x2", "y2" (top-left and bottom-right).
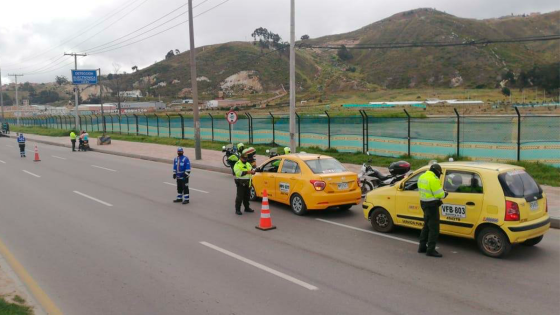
[
  {"x1": 91, "y1": 165, "x2": 117, "y2": 172},
  {"x1": 22, "y1": 170, "x2": 41, "y2": 178},
  {"x1": 73, "y1": 191, "x2": 113, "y2": 207},
  {"x1": 0, "y1": 160, "x2": 5, "y2": 164},
  {"x1": 5, "y1": 144, "x2": 14, "y2": 148},
  {"x1": 163, "y1": 182, "x2": 209, "y2": 193},
  {"x1": 200, "y1": 241, "x2": 318, "y2": 291},
  {"x1": 51, "y1": 155, "x2": 67, "y2": 160},
  {"x1": 316, "y1": 219, "x2": 419, "y2": 245}
]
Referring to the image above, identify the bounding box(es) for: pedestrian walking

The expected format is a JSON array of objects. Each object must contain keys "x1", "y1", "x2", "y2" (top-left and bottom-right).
[
  {"x1": 17, "y1": 133, "x2": 26, "y2": 157},
  {"x1": 70, "y1": 131, "x2": 77, "y2": 151},
  {"x1": 417, "y1": 163, "x2": 448, "y2": 258},
  {"x1": 233, "y1": 149, "x2": 255, "y2": 215},
  {"x1": 173, "y1": 147, "x2": 191, "y2": 204}
]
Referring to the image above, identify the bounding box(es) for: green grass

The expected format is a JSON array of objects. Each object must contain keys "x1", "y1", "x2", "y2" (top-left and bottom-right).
[
  {"x1": 11, "y1": 126, "x2": 560, "y2": 186},
  {"x1": 0, "y1": 297, "x2": 32, "y2": 315}
]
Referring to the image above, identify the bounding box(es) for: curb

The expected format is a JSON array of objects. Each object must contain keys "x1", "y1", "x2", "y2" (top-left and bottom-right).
[{"x1": 9, "y1": 135, "x2": 560, "y2": 229}]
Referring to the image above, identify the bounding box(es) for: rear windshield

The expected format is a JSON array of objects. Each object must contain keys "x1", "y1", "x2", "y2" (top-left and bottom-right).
[
  {"x1": 498, "y1": 170, "x2": 542, "y2": 200},
  {"x1": 305, "y1": 158, "x2": 346, "y2": 174}
]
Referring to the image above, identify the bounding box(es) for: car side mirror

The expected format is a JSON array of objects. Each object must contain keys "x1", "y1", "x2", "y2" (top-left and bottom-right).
[
  {"x1": 397, "y1": 181, "x2": 405, "y2": 191},
  {"x1": 255, "y1": 167, "x2": 262, "y2": 172}
]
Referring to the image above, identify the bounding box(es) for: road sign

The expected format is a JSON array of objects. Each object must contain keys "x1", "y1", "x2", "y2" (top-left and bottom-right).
[
  {"x1": 71, "y1": 70, "x2": 98, "y2": 85},
  {"x1": 226, "y1": 110, "x2": 238, "y2": 124}
]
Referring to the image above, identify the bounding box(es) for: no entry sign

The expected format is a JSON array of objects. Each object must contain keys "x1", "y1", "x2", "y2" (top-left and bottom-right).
[{"x1": 226, "y1": 110, "x2": 238, "y2": 125}]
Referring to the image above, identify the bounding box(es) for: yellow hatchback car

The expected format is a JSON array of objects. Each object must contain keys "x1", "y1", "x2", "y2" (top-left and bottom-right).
[
  {"x1": 362, "y1": 162, "x2": 550, "y2": 258},
  {"x1": 250, "y1": 154, "x2": 362, "y2": 215}
]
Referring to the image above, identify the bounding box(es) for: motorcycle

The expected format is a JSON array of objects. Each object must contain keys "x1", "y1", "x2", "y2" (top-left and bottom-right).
[
  {"x1": 265, "y1": 148, "x2": 280, "y2": 158},
  {"x1": 359, "y1": 153, "x2": 411, "y2": 196},
  {"x1": 222, "y1": 144, "x2": 238, "y2": 168}
]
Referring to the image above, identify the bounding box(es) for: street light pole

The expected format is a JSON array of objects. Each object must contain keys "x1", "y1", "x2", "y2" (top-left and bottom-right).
[
  {"x1": 65, "y1": 52, "x2": 87, "y2": 131},
  {"x1": 289, "y1": 0, "x2": 296, "y2": 152},
  {"x1": 98, "y1": 68, "x2": 106, "y2": 136},
  {"x1": 188, "y1": 0, "x2": 201, "y2": 160},
  {"x1": 0, "y1": 67, "x2": 4, "y2": 124}
]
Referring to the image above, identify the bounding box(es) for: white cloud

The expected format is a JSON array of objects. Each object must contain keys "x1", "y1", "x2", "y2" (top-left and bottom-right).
[{"x1": 1, "y1": 0, "x2": 558, "y2": 83}]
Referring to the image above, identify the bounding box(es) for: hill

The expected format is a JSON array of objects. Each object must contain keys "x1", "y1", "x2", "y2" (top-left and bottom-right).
[{"x1": 96, "y1": 9, "x2": 560, "y2": 101}]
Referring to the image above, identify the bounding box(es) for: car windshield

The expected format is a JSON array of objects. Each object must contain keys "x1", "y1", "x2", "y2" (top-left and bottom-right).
[
  {"x1": 305, "y1": 158, "x2": 346, "y2": 174},
  {"x1": 498, "y1": 170, "x2": 542, "y2": 200}
]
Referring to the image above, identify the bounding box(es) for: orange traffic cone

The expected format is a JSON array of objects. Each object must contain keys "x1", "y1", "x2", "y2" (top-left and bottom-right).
[
  {"x1": 33, "y1": 146, "x2": 41, "y2": 162},
  {"x1": 256, "y1": 189, "x2": 276, "y2": 231}
]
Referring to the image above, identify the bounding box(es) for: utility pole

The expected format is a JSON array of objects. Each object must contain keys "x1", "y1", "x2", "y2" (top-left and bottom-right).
[
  {"x1": 8, "y1": 73, "x2": 23, "y2": 125},
  {"x1": 289, "y1": 0, "x2": 296, "y2": 152},
  {"x1": 188, "y1": 0, "x2": 201, "y2": 160},
  {"x1": 0, "y1": 67, "x2": 4, "y2": 124},
  {"x1": 65, "y1": 52, "x2": 87, "y2": 130}
]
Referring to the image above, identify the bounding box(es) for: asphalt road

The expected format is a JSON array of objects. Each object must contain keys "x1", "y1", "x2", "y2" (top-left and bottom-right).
[{"x1": 0, "y1": 137, "x2": 559, "y2": 315}]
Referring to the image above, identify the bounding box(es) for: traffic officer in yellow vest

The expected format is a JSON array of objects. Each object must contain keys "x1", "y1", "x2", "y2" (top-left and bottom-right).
[
  {"x1": 417, "y1": 163, "x2": 448, "y2": 257},
  {"x1": 233, "y1": 149, "x2": 255, "y2": 215}
]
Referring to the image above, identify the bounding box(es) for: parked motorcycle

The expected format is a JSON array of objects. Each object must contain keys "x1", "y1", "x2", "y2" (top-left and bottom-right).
[
  {"x1": 222, "y1": 144, "x2": 238, "y2": 168},
  {"x1": 359, "y1": 153, "x2": 411, "y2": 195}
]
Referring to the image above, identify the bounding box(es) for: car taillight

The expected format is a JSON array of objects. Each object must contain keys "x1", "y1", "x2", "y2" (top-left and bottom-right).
[
  {"x1": 505, "y1": 201, "x2": 520, "y2": 221},
  {"x1": 310, "y1": 180, "x2": 326, "y2": 191}
]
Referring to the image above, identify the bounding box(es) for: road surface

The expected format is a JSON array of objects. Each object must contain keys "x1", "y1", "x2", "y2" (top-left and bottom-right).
[{"x1": 0, "y1": 137, "x2": 559, "y2": 315}]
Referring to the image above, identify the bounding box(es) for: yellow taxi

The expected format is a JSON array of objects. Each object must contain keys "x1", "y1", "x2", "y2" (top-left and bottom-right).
[
  {"x1": 362, "y1": 162, "x2": 550, "y2": 257},
  {"x1": 250, "y1": 154, "x2": 362, "y2": 215}
]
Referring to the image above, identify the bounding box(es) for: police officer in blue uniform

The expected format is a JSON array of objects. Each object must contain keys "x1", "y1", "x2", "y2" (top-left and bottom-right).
[
  {"x1": 17, "y1": 133, "x2": 26, "y2": 157},
  {"x1": 173, "y1": 147, "x2": 191, "y2": 204}
]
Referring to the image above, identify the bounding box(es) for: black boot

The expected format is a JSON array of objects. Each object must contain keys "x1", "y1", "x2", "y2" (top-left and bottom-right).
[
  {"x1": 418, "y1": 244, "x2": 427, "y2": 253},
  {"x1": 236, "y1": 210, "x2": 242, "y2": 215},
  {"x1": 244, "y1": 208, "x2": 254, "y2": 213},
  {"x1": 426, "y1": 250, "x2": 443, "y2": 258},
  {"x1": 173, "y1": 199, "x2": 182, "y2": 203},
  {"x1": 182, "y1": 200, "x2": 189, "y2": 204}
]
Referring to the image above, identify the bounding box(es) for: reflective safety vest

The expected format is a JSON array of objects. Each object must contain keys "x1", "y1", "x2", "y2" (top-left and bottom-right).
[
  {"x1": 418, "y1": 170, "x2": 445, "y2": 202},
  {"x1": 17, "y1": 135, "x2": 25, "y2": 144},
  {"x1": 70, "y1": 132, "x2": 77, "y2": 140},
  {"x1": 173, "y1": 155, "x2": 191, "y2": 179},
  {"x1": 234, "y1": 160, "x2": 252, "y2": 180}
]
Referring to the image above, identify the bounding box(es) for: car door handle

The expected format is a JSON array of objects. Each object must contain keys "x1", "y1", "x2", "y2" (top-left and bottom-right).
[{"x1": 466, "y1": 202, "x2": 475, "y2": 206}]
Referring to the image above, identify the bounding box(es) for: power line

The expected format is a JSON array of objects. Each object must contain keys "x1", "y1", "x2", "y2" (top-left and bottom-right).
[
  {"x1": 87, "y1": 0, "x2": 231, "y2": 56},
  {"x1": 2, "y1": 0, "x2": 144, "y2": 68},
  {"x1": 299, "y1": 34, "x2": 560, "y2": 50},
  {"x1": 84, "y1": 0, "x2": 216, "y2": 55}
]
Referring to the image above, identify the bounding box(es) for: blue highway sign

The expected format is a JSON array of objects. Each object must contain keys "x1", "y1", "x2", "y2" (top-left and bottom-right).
[{"x1": 71, "y1": 70, "x2": 98, "y2": 85}]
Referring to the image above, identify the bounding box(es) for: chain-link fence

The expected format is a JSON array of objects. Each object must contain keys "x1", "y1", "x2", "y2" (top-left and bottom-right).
[{"x1": 7, "y1": 111, "x2": 560, "y2": 166}]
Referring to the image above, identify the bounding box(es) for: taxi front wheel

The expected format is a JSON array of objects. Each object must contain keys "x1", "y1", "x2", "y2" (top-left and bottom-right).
[
  {"x1": 477, "y1": 227, "x2": 512, "y2": 258},
  {"x1": 249, "y1": 186, "x2": 260, "y2": 201},
  {"x1": 370, "y1": 208, "x2": 394, "y2": 233},
  {"x1": 290, "y1": 194, "x2": 308, "y2": 216}
]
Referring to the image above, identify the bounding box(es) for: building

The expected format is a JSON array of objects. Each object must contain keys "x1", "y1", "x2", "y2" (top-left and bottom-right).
[
  {"x1": 205, "y1": 99, "x2": 251, "y2": 109},
  {"x1": 118, "y1": 90, "x2": 143, "y2": 98}
]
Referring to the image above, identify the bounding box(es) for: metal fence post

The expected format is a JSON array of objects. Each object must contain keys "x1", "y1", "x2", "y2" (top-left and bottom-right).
[
  {"x1": 58, "y1": 115, "x2": 63, "y2": 129},
  {"x1": 228, "y1": 119, "x2": 232, "y2": 144},
  {"x1": 166, "y1": 114, "x2": 171, "y2": 138},
  {"x1": 269, "y1": 112, "x2": 275, "y2": 146},
  {"x1": 325, "y1": 110, "x2": 331, "y2": 149},
  {"x1": 515, "y1": 107, "x2": 521, "y2": 161},
  {"x1": 133, "y1": 114, "x2": 138, "y2": 136},
  {"x1": 404, "y1": 109, "x2": 411, "y2": 157},
  {"x1": 92, "y1": 114, "x2": 98, "y2": 132},
  {"x1": 454, "y1": 108, "x2": 460, "y2": 157},
  {"x1": 110, "y1": 115, "x2": 114, "y2": 132},
  {"x1": 144, "y1": 113, "x2": 149, "y2": 136},
  {"x1": 359, "y1": 110, "x2": 366, "y2": 153},
  {"x1": 245, "y1": 112, "x2": 252, "y2": 144},
  {"x1": 126, "y1": 114, "x2": 130, "y2": 134},
  {"x1": 364, "y1": 110, "x2": 369, "y2": 153},
  {"x1": 295, "y1": 112, "x2": 301, "y2": 147},
  {"x1": 156, "y1": 115, "x2": 160, "y2": 137},
  {"x1": 178, "y1": 114, "x2": 184, "y2": 139},
  {"x1": 208, "y1": 113, "x2": 214, "y2": 141}
]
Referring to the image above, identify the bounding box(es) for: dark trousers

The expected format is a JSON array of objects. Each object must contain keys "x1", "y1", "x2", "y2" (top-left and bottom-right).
[
  {"x1": 176, "y1": 177, "x2": 189, "y2": 200},
  {"x1": 419, "y1": 201, "x2": 441, "y2": 252},
  {"x1": 71, "y1": 139, "x2": 76, "y2": 151},
  {"x1": 19, "y1": 144, "x2": 25, "y2": 157},
  {"x1": 235, "y1": 179, "x2": 250, "y2": 212}
]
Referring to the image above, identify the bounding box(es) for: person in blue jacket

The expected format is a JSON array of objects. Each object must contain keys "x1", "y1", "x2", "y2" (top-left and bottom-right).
[
  {"x1": 17, "y1": 133, "x2": 26, "y2": 157},
  {"x1": 173, "y1": 147, "x2": 191, "y2": 204}
]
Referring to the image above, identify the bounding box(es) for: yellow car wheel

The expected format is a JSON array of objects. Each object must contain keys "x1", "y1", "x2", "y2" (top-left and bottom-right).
[
  {"x1": 477, "y1": 227, "x2": 512, "y2": 258},
  {"x1": 370, "y1": 208, "x2": 394, "y2": 233}
]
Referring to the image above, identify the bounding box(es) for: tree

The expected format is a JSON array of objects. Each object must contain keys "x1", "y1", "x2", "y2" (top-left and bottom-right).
[
  {"x1": 1, "y1": 93, "x2": 13, "y2": 105},
  {"x1": 110, "y1": 63, "x2": 123, "y2": 113},
  {"x1": 501, "y1": 70, "x2": 515, "y2": 84},
  {"x1": 175, "y1": 49, "x2": 180, "y2": 55},
  {"x1": 300, "y1": 34, "x2": 310, "y2": 40},
  {"x1": 165, "y1": 50, "x2": 175, "y2": 59},
  {"x1": 55, "y1": 75, "x2": 69, "y2": 86},
  {"x1": 501, "y1": 87, "x2": 511, "y2": 97},
  {"x1": 337, "y1": 45, "x2": 353, "y2": 61},
  {"x1": 132, "y1": 66, "x2": 138, "y2": 72}
]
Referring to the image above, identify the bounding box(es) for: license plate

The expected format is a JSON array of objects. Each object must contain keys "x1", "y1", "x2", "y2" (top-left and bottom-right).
[
  {"x1": 529, "y1": 201, "x2": 539, "y2": 211},
  {"x1": 441, "y1": 204, "x2": 466, "y2": 218},
  {"x1": 337, "y1": 182, "x2": 349, "y2": 190}
]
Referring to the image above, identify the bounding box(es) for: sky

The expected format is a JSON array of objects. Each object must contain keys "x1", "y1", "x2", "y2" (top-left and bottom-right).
[{"x1": 1, "y1": 0, "x2": 558, "y2": 84}]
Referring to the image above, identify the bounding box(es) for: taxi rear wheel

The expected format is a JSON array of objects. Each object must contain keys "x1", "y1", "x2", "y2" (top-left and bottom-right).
[
  {"x1": 370, "y1": 208, "x2": 394, "y2": 233},
  {"x1": 522, "y1": 235, "x2": 543, "y2": 246},
  {"x1": 290, "y1": 194, "x2": 308, "y2": 216},
  {"x1": 477, "y1": 227, "x2": 512, "y2": 258}
]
